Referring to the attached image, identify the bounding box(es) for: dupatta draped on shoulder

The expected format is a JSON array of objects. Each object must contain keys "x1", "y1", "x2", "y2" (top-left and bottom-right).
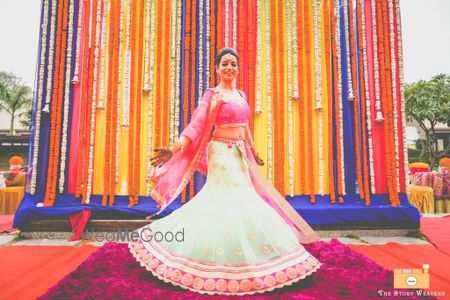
[{"x1": 149, "y1": 88, "x2": 319, "y2": 244}]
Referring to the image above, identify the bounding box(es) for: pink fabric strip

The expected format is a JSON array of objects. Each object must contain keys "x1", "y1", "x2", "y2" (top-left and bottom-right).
[
  {"x1": 364, "y1": 0, "x2": 386, "y2": 193},
  {"x1": 67, "y1": 0, "x2": 87, "y2": 193}
]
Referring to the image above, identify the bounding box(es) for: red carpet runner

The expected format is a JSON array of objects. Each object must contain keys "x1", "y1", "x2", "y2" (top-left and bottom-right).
[
  {"x1": 0, "y1": 245, "x2": 98, "y2": 300},
  {"x1": 349, "y1": 243, "x2": 449, "y2": 299},
  {"x1": 420, "y1": 216, "x2": 450, "y2": 255}
]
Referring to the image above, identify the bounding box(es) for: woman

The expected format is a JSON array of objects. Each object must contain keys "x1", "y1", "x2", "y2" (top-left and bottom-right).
[{"x1": 128, "y1": 48, "x2": 321, "y2": 296}]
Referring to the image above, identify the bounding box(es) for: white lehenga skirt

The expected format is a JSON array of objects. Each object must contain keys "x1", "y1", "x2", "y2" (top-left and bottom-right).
[{"x1": 129, "y1": 140, "x2": 321, "y2": 295}]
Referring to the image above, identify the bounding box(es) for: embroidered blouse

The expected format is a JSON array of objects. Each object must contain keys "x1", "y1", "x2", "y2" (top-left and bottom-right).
[{"x1": 214, "y1": 92, "x2": 250, "y2": 126}]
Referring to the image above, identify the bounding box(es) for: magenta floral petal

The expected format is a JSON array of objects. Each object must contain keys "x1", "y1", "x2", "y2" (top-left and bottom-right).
[{"x1": 38, "y1": 240, "x2": 435, "y2": 299}]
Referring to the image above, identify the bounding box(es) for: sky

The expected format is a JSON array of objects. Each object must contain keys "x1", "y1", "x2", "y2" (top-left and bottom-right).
[{"x1": 0, "y1": 0, "x2": 449, "y2": 129}]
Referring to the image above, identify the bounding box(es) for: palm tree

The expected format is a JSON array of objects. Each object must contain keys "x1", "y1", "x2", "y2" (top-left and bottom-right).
[{"x1": 0, "y1": 81, "x2": 32, "y2": 135}]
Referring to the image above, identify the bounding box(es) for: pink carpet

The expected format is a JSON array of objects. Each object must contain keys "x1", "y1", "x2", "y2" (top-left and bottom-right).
[
  {"x1": 420, "y1": 216, "x2": 450, "y2": 255},
  {"x1": 0, "y1": 214, "x2": 14, "y2": 232},
  {"x1": 39, "y1": 239, "x2": 435, "y2": 299}
]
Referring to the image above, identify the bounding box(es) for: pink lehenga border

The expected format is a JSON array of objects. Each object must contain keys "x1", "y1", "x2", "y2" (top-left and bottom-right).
[{"x1": 129, "y1": 238, "x2": 321, "y2": 296}]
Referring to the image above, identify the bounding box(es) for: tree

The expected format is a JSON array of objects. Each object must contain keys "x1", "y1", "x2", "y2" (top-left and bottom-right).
[
  {"x1": 0, "y1": 71, "x2": 32, "y2": 135},
  {"x1": 20, "y1": 108, "x2": 33, "y2": 130},
  {"x1": 405, "y1": 73, "x2": 450, "y2": 168}
]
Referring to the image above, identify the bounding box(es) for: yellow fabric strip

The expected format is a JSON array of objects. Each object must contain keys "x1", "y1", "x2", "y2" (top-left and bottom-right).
[{"x1": 320, "y1": 2, "x2": 330, "y2": 194}]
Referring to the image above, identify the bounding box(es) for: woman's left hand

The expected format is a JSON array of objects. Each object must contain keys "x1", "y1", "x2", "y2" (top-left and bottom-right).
[
  {"x1": 150, "y1": 148, "x2": 173, "y2": 167},
  {"x1": 251, "y1": 148, "x2": 264, "y2": 166},
  {"x1": 254, "y1": 154, "x2": 264, "y2": 166}
]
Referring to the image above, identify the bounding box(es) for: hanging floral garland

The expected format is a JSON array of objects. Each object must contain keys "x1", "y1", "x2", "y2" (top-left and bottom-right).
[
  {"x1": 85, "y1": 0, "x2": 103, "y2": 204},
  {"x1": 297, "y1": 0, "x2": 306, "y2": 195},
  {"x1": 30, "y1": 0, "x2": 50, "y2": 194},
  {"x1": 395, "y1": 0, "x2": 409, "y2": 194},
  {"x1": 285, "y1": 0, "x2": 294, "y2": 197},
  {"x1": 42, "y1": 0, "x2": 58, "y2": 114},
  {"x1": 314, "y1": 0, "x2": 324, "y2": 196},
  {"x1": 145, "y1": 0, "x2": 157, "y2": 196},
  {"x1": 255, "y1": 0, "x2": 262, "y2": 114},
  {"x1": 323, "y1": 0, "x2": 335, "y2": 202},
  {"x1": 75, "y1": 0, "x2": 92, "y2": 198},
  {"x1": 388, "y1": 0, "x2": 400, "y2": 192},
  {"x1": 359, "y1": 0, "x2": 375, "y2": 195},
  {"x1": 264, "y1": 0, "x2": 273, "y2": 182},
  {"x1": 348, "y1": 0, "x2": 365, "y2": 201},
  {"x1": 58, "y1": 0, "x2": 77, "y2": 193},
  {"x1": 44, "y1": 0, "x2": 69, "y2": 206},
  {"x1": 333, "y1": 0, "x2": 344, "y2": 203}
]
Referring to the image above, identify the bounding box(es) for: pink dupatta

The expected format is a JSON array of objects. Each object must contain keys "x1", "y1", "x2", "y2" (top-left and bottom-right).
[{"x1": 150, "y1": 88, "x2": 319, "y2": 244}]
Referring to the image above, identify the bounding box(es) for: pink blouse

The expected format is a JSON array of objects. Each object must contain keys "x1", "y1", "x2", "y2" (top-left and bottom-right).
[
  {"x1": 180, "y1": 89, "x2": 249, "y2": 143},
  {"x1": 214, "y1": 93, "x2": 250, "y2": 126}
]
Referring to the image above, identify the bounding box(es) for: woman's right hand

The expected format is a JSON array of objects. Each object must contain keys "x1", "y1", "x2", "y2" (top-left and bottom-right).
[{"x1": 150, "y1": 148, "x2": 174, "y2": 168}]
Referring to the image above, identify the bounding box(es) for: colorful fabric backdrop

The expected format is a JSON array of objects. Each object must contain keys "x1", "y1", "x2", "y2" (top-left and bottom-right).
[{"x1": 26, "y1": 0, "x2": 408, "y2": 208}]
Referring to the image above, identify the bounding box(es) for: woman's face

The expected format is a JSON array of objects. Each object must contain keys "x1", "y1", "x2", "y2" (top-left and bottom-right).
[{"x1": 216, "y1": 53, "x2": 239, "y2": 82}]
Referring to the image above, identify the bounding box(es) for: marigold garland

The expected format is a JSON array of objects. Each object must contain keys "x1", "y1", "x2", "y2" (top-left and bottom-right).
[
  {"x1": 270, "y1": 0, "x2": 285, "y2": 196},
  {"x1": 127, "y1": 0, "x2": 137, "y2": 205},
  {"x1": 305, "y1": 0, "x2": 315, "y2": 203},
  {"x1": 180, "y1": 0, "x2": 192, "y2": 203},
  {"x1": 378, "y1": 0, "x2": 394, "y2": 202},
  {"x1": 81, "y1": 0, "x2": 101, "y2": 204},
  {"x1": 388, "y1": 0, "x2": 400, "y2": 192},
  {"x1": 114, "y1": 0, "x2": 124, "y2": 184},
  {"x1": 356, "y1": 0, "x2": 371, "y2": 205},
  {"x1": 378, "y1": 0, "x2": 399, "y2": 205},
  {"x1": 44, "y1": 0, "x2": 69, "y2": 206},
  {"x1": 146, "y1": 0, "x2": 157, "y2": 196},
  {"x1": 85, "y1": 0, "x2": 103, "y2": 204},
  {"x1": 348, "y1": 0, "x2": 364, "y2": 200},
  {"x1": 58, "y1": 0, "x2": 75, "y2": 194},
  {"x1": 42, "y1": 0, "x2": 58, "y2": 113},
  {"x1": 75, "y1": 0, "x2": 91, "y2": 198},
  {"x1": 246, "y1": 0, "x2": 256, "y2": 133},
  {"x1": 313, "y1": 0, "x2": 324, "y2": 196},
  {"x1": 237, "y1": 0, "x2": 245, "y2": 91},
  {"x1": 161, "y1": 0, "x2": 171, "y2": 149},
  {"x1": 169, "y1": 0, "x2": 178, "y2": 144},
  {"x1": 189, "y1": 0, "x2": 197, "y2": 201},
  {"x1": 72, "y1": 0, "x2": 84, "y2": 84},
  {"x1": 224, "y1": 0, "x2": 230, "y2": 47},
  {"x1": 133, "y1": 0, "x2": 145, "y2": 205},
  {"x1": 30, "y1": 0, "x2": 50, "y2": 194},
  {"x1": 323, "y1": 0, "x2": 336, "y2": 203},
  {"x1": 286, "y1": 0, "x2": 294, "y2": 197},
  {"x1": 394, "y1": 0, "x2": 409, "y2": 194},
  {"x1": 359, "y1": 0, "x2": 375, "y2": 196},
  {"x1": 209, "y1": 0, "x2": 217, "y2": 87},
  {"x1": 216, "y1": 0, "x2": 224, "y2": 51},
  {"x1": 264, "y1": 0, "x2": 273, "y2": 181},
  {"x1": 371, "y1": 0, "x2": 383, "y2": 122},
  {"x1": 110, "y1": 0, "x2": 122, "y2": 205},
  {"x1": 332, "y1": 0, "x2": 344, "y2": 204},
  {"x1": 297, "y1": 0, "x2": 306, "y2": 195}
]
